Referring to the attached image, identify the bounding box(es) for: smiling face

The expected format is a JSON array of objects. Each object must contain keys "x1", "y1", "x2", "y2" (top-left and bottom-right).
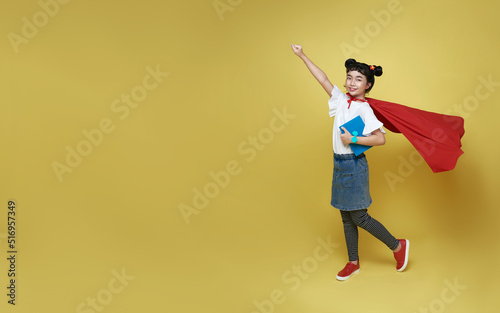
[{"x1": 345, "y1": 70, "x2": 372, "y2": 99}]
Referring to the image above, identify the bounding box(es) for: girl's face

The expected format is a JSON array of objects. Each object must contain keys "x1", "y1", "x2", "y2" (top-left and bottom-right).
[{"x1": 345, "y1": 70, "x2": 371, "y2": 98}]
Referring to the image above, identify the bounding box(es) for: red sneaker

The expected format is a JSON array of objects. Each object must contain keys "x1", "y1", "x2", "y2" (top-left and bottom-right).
[
  {"x1": 336, "y1": 262, "x2": 360, "y2": 281},
  {"x1": 393, "y1": 239, "x2": 409, "y2": 272}
]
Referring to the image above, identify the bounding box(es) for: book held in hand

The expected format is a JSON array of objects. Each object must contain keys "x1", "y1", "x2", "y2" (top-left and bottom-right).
[{"x1": 339, "y1": 115, "x2": 372, "y2": 156}]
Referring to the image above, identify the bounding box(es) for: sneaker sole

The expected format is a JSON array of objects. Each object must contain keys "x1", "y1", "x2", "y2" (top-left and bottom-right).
[
  {"x1": 336, "y1": 269, "x2": 360, "y2": 281},
  {"x1": 397, "y1": 239, "x2": 410, "y2": 272}
]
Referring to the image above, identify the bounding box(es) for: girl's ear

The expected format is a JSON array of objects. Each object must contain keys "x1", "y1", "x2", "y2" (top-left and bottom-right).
[{"x1": 366, "y1": 83, "x2": 372, "y2": 89}]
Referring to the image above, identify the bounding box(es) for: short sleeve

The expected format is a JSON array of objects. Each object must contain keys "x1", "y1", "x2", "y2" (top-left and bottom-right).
[
  {"x1": 328, "y1": 85, "x2": 345, "y2": 117},
  {"x1": 360, "y1": 105, "x2": 386, "y2": 135}
]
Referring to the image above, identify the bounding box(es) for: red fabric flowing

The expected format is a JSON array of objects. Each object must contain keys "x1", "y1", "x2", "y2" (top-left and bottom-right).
[{"x1": 366, "y1": 98, "x2": 465, "y2": 173}]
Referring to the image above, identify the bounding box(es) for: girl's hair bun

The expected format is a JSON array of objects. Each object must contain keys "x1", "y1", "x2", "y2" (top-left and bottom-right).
[
  {"x1": 345, "y1": 58, "x2": 357, "y2": 68},
  {"x1": 372, "y1": 65, "x2": 383, "y2": 77},
  {"x1": 344, "y1": 58, "x2": 383, "y2": 92}
]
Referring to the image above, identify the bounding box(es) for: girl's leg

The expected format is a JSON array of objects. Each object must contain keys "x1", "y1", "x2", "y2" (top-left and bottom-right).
[
  {"x1": 350, "y1": 209, "x2": 400, "y2": 250},
  {"x1": 340, "y1": 210, "x2": 359, "y2": 262}
]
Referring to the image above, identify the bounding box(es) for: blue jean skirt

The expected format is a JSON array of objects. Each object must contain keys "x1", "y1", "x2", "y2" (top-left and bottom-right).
[{"x1": 331, "y1": 153, "x2": 372, "y2": 211}]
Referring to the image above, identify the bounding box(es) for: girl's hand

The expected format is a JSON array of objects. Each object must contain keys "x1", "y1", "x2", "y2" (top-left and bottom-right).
[
  {"x1": 340, "y1": 128, "x2": 386, "y2": 146},
  {"x1": 291, "y1": 44, "x2": 304, "y2": 57},
  {"x1": 340, "y1": 127, "x2": 353, "y2": 145},
  {"x1": 290, "y1": 44, "x2": 333, "y2": 96}
]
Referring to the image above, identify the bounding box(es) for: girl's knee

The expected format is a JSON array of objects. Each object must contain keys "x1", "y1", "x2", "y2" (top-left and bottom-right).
[{"x1": 352, "y1": 210, "x2": 371, "y2": 227}]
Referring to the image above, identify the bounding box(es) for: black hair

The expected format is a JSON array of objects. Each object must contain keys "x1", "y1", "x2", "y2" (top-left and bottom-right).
[{"x1": 345, "y1": 58, "x2": 383, "y2": 93}]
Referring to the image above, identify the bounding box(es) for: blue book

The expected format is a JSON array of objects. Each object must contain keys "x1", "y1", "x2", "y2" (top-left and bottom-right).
[{"x1": 339, "y1": 115, "x2": 372, "y2": 156}]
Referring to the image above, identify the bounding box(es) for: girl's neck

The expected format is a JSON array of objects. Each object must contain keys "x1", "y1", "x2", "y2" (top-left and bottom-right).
[{"x1": 348, "y1": 92, "x2": 367, "y2": 101}]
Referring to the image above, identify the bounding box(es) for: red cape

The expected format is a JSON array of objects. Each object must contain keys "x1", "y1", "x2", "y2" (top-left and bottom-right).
[{"x1": 366, "y1": 98, "x2": 465, "y2": 173}]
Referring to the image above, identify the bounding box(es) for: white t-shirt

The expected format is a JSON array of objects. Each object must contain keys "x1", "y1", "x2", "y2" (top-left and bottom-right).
[{"x1": 328, "y1": 85, "x2": 385, "y2": 155}]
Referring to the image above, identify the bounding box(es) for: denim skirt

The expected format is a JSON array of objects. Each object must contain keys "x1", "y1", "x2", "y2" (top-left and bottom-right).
[{"x1": 331, "y1": 153, "x2": 372, "y2": 211}]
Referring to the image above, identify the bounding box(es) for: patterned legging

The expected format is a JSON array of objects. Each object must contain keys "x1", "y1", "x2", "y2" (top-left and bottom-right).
[{"x1": 340, "y1": 209, "x2": 400, "y2": 261}]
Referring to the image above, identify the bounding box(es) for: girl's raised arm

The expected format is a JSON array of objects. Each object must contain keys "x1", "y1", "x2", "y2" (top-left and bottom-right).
[{"x1": 291, "y1": 44, "x2": 333, "y2": 97}]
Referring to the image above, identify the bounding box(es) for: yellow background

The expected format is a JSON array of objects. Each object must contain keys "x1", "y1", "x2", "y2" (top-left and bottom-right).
[{"x1": 1, "y1": 0, "x2": 499, "y2": 312}]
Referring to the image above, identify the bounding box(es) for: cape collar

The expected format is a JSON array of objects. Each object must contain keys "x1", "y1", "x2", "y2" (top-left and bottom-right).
[{"x1": 346, "y1": 93, "x2": 368, "y2": 109}]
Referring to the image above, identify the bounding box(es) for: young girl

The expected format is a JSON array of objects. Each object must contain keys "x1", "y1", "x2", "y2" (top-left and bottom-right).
[{"x1": 291, "y1": 44, "x2": 409, "y2": 281}]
